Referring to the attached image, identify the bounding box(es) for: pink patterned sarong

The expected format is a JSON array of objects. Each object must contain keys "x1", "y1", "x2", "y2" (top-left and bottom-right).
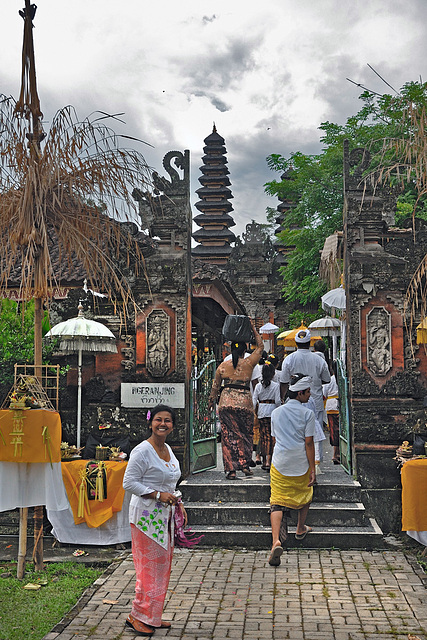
[{"x1": 130, "y1": 523, "x2": 173, "y2": 627}]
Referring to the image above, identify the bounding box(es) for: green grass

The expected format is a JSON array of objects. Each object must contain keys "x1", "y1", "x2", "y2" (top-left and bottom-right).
[{"x1": 0, "y1": 561, "x2": 103, "y2": 640}]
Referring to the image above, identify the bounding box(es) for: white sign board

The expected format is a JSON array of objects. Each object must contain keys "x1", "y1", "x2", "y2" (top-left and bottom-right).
[{"x1": 121, "y1": 383, "x2": 185, "y2": 408}]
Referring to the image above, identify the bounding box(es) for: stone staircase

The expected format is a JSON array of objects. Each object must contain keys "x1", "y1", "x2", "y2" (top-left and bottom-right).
[{"x1": 180, "y1": 443, "x2": 384, "y2": 550}]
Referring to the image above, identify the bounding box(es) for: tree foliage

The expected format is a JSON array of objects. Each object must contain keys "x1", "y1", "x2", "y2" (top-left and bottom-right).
[
  {"x1": 265, "y1": 81, "x2": 427, "y2": 306},
  {"x1": 0, "y1": 299, "x2": 56, "y2": 400}
]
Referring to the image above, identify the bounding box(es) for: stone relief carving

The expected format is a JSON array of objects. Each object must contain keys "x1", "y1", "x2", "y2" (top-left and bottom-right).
[
  {"x1": 146, "y1": 309, "x2": 170, "y2": 377},
  {"x1": 120, "y1": 335, "x2": 135, "y2": 372},
  {"x1": 367, "y1": 307, "x2": 392, "y2": 376}
]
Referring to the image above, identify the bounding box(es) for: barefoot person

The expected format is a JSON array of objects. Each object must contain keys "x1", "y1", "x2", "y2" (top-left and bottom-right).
[
  {"x1": 123, "y1": 404, "x2": 186, "y2": 636},
  {"x1": 268, "y1": 374, "x2": 316, "y2": 566}
]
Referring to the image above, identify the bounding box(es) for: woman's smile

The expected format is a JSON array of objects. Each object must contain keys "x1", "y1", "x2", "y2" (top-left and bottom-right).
[{"x1": 151, "y1": 411, "x2": 174, "y2": 435}]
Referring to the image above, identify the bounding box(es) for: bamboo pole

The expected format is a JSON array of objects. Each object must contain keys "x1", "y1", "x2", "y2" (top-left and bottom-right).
[
  {"x1": 17, "y1": 507, "x2": 28, "y2": 579},
  {"x1": 33, "y1": 297, "x2": 44, "y2": 571}
]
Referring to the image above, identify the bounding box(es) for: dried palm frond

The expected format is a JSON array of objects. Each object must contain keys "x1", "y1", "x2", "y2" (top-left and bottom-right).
[
  {"x1": 370, "y1": 96, "x2": 427, "y2": 343},
  {"x1": 319, "y1": 232, "x2": 342, "y2": 288},
  {"x1": 0, "y1": 95, "x2": 154, "y2": 307}
]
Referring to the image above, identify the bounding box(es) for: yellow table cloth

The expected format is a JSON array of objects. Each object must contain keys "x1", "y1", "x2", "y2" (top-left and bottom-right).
[
  {"x1": 0, "y1": 409, "x2": 61, "y2": 463},
  {"x1": 61, "y1": 459, "x2": 127, "y2": 528},
  {"x1": 401, "y1": 458, "x2": 427, "y2": 532}
]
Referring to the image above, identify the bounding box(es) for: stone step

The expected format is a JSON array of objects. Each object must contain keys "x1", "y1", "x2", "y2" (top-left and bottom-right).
[
  {"x1": 180, "y1": 480, "x2": 363, "y2": 504},
  {"x1": 185, "y1": 501, "x2": 367, "y2": 528},
  {"x1": 189, "y1": 519, "x2": 385, "y2": 550}
]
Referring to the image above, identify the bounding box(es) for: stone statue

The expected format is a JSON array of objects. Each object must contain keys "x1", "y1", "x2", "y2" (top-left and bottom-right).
[
  {"x1": 367, "y1": 307, "x2": 392, "y2": 376},
  {"x1": 146, "y1": 310, "x2": 170, "y2": 377}
]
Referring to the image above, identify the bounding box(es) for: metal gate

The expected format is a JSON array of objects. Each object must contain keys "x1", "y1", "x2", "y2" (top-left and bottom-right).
[
  {"x1": 189, "y1": 354, "x2": 217, "y2": 473},
  {"x1": 336, "y1": 358, "x2": 352, "y2": 475}
]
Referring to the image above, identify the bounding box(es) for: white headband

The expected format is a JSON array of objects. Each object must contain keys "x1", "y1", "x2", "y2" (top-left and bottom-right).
[
  {"x1": 295, "y1": 329, "x2": 311, "y2": 344},
  {"x1": 289, "y1": 376, "x2": 312, "y2": 392}
]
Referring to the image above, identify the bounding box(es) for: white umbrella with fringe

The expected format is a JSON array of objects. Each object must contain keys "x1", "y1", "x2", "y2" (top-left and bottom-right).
[
  {"x1": 308, "y1": 316, "x2": 341, "y2": 336},
  {"x1": 259, "y1": 322, "x2": 279, "y2": 352},
  {"x1": 45, "y1": 304, "x2": 118, "y2": 448},
  {"x1": 259, "y1": 322, "x2": 279, "y2": 333},
  {"x1": 321, "y1": 285, "x2": 346, "y2": 313},
  {"x1": 321, "y1": 285, "x2": 346, "y2": 362},
  {"x1": 309, "y1": 316, "x2": 341, "y2": 360}
]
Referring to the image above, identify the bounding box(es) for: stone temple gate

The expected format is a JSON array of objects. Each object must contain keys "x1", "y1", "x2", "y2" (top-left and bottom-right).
[{"x1": 342, "y1": 140, "x2": 427, "y2": 532}]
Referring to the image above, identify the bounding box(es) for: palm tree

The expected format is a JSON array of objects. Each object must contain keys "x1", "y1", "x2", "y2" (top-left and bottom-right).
[{"x1": 3, "y1": 1, "x2": 153, "y2": 574}]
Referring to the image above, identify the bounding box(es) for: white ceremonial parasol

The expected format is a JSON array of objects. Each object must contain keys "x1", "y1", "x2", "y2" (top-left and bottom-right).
[
  {"x1": 45, "y1": 304, "x2": 118, "y2": 448},
  {"x1": 308, "y1": 316, "x2": 341, "y2": 336},
  {"x1": 309, "y1": 316, "x2": 341, "y2": 360},
  {"x1": 259, "y1": 322, "x2": 279, "y2": 334},
  {"x1": 321, "y1": 285, "x2": 346, "y2": 313}
]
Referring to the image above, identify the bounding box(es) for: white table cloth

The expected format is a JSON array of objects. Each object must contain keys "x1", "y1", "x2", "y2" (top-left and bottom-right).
[
  {"x1": 0, "y1": 461, "x2": 69, "y2": 512},
  {"x1": 47, "y1": 491, "x2": 131, "y2": 545}
]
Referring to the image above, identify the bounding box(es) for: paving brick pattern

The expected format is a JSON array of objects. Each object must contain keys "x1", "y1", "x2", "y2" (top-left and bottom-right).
[{"x1": 43, "y1": 548, "x2": 427, "y2": 640}]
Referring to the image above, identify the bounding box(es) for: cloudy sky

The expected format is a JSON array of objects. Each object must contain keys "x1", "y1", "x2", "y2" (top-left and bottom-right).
[{"x1": 0, "y1": 1, "x2": 426, "y2": 237}]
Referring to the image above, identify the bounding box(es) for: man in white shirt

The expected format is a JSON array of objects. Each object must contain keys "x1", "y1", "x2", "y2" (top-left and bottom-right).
[
  {"x1": 268, "y1": 374, "x2": 316, "y2": 566},
  {"x1": 280, "y1": 329, "x2": 330, "y2": 425}
]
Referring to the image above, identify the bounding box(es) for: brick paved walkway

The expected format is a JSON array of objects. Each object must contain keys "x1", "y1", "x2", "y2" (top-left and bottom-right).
[{"x1": 43, "y1": 547, "x2": 427, "y2": 640}]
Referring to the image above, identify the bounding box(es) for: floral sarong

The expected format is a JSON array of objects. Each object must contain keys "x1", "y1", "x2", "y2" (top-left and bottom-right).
[{"x1": 219, "y1": 405, "x2": 254, "y2": 473}]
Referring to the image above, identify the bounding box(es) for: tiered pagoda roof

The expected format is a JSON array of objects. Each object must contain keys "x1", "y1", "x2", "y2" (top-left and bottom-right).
[{"x1": 192, "y1": 125, "x2": 236, "y2": 264}]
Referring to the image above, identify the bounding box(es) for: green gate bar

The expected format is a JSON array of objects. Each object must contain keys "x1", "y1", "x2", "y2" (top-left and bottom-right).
[{"x1": 189, "y1": 355, "x2": 218, "y2": 474}]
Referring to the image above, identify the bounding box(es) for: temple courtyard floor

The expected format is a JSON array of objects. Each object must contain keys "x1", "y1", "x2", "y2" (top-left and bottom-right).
[{"x1": 42, "y1": 545, "x2": 427, "y2": 640}]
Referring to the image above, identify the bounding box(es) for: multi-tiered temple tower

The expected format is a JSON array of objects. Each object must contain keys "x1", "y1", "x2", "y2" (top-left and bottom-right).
[{"x1": 192, "y1": 126, "x2": 236, "y2": 264}]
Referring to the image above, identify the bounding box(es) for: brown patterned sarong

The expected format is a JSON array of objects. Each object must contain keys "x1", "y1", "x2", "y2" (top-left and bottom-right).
[
  {"x1": 219, "y1": 406, "x2": 254, "y2": 473},
  {"x1": 328, "y1": 413, "x2": 339, "y2": 447},
  {"x1": 258, "y1": 417, "x2": 274, "y2": 459}
]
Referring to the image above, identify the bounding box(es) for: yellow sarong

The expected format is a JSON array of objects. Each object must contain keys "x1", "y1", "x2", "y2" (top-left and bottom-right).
[{"x1": 270, "y1": 463, "x2": 313, "y2": 510}]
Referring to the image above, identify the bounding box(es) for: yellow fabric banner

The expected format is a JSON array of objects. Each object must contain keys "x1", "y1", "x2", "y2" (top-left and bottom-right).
[
  {"x1": 0, "y1": 409, "x2": 61, "y2": 463},
  {"x1": 401, "y1": 459, "x2": 427, "y2": 532},
  {"x1": 61, "y1": 459, "x2": 126, "y2": 528}
]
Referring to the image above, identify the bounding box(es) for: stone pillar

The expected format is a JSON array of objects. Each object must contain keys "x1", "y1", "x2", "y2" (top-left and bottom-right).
[
  {"x1": 131, "y1": 150, "x2": 192, "y2": 475},
  {"x1": 343, "y1": 141, "x2": 427, "y2": 532}
]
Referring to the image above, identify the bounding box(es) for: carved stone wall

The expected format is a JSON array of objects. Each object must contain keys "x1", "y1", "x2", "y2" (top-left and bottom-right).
[
  {"x1": 228, "y1": 221, "x2": 292, "y2": 330},
  {"x1": 49, "y1": 151, "x2": 192, "y2": 475},
  {"x1": 343, "y1": 141, "x2": 427, "y2": 532}
]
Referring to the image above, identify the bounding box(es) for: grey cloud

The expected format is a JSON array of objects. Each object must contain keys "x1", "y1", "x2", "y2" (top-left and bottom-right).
[
  {"x1": 193, "y1": 90, "x2": 231, "y2": 112},
  {"x1": 202, "y1": 15, "x2": 217, "y2": 24},
  {"x1": 178, "y1": 35, "x2": 260, "y2": 94}
]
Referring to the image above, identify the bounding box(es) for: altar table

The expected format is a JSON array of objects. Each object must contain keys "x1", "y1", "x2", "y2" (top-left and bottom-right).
[
  {"x1": 47, "y1": 459, "x2": 131, "y2": 545},
  {"x1": 401, "y1": 458, "x2": 427, "y2": 546},
  {"x1": 0, "y1": 409, "x2": 68, "y2": 512}
]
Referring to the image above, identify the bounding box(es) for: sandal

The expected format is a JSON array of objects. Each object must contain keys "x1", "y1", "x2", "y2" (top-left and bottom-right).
[
  {"x1": 242, "y1": 468, "x2": 253, "y2": 476},
  {"x1": 125, "y1": 615, "x2": 154, "y2": 636},
  {"x1": 268, "y1": 544, "x2": 283, "y2": 566},
  {"x1": 226, "y1": 471, "x2": 236, "y2": 480},
  {"x1": 295, "y1": 525, "x2": 313, "y2": 540}
]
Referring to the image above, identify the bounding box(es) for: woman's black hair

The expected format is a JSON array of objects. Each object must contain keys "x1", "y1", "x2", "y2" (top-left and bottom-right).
[
  {"x1": 148, "y1": 404, "x2": 176, "y2": 427},
  {"x1": 259, "y1": 350, "x2": 268, "y2": 365},
  {"x1": 261, "y1": 362, "x2": 275, "y2": 388},
  {"x1": 231, "y1": 341, "x2": 247, "y2": 368}
]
